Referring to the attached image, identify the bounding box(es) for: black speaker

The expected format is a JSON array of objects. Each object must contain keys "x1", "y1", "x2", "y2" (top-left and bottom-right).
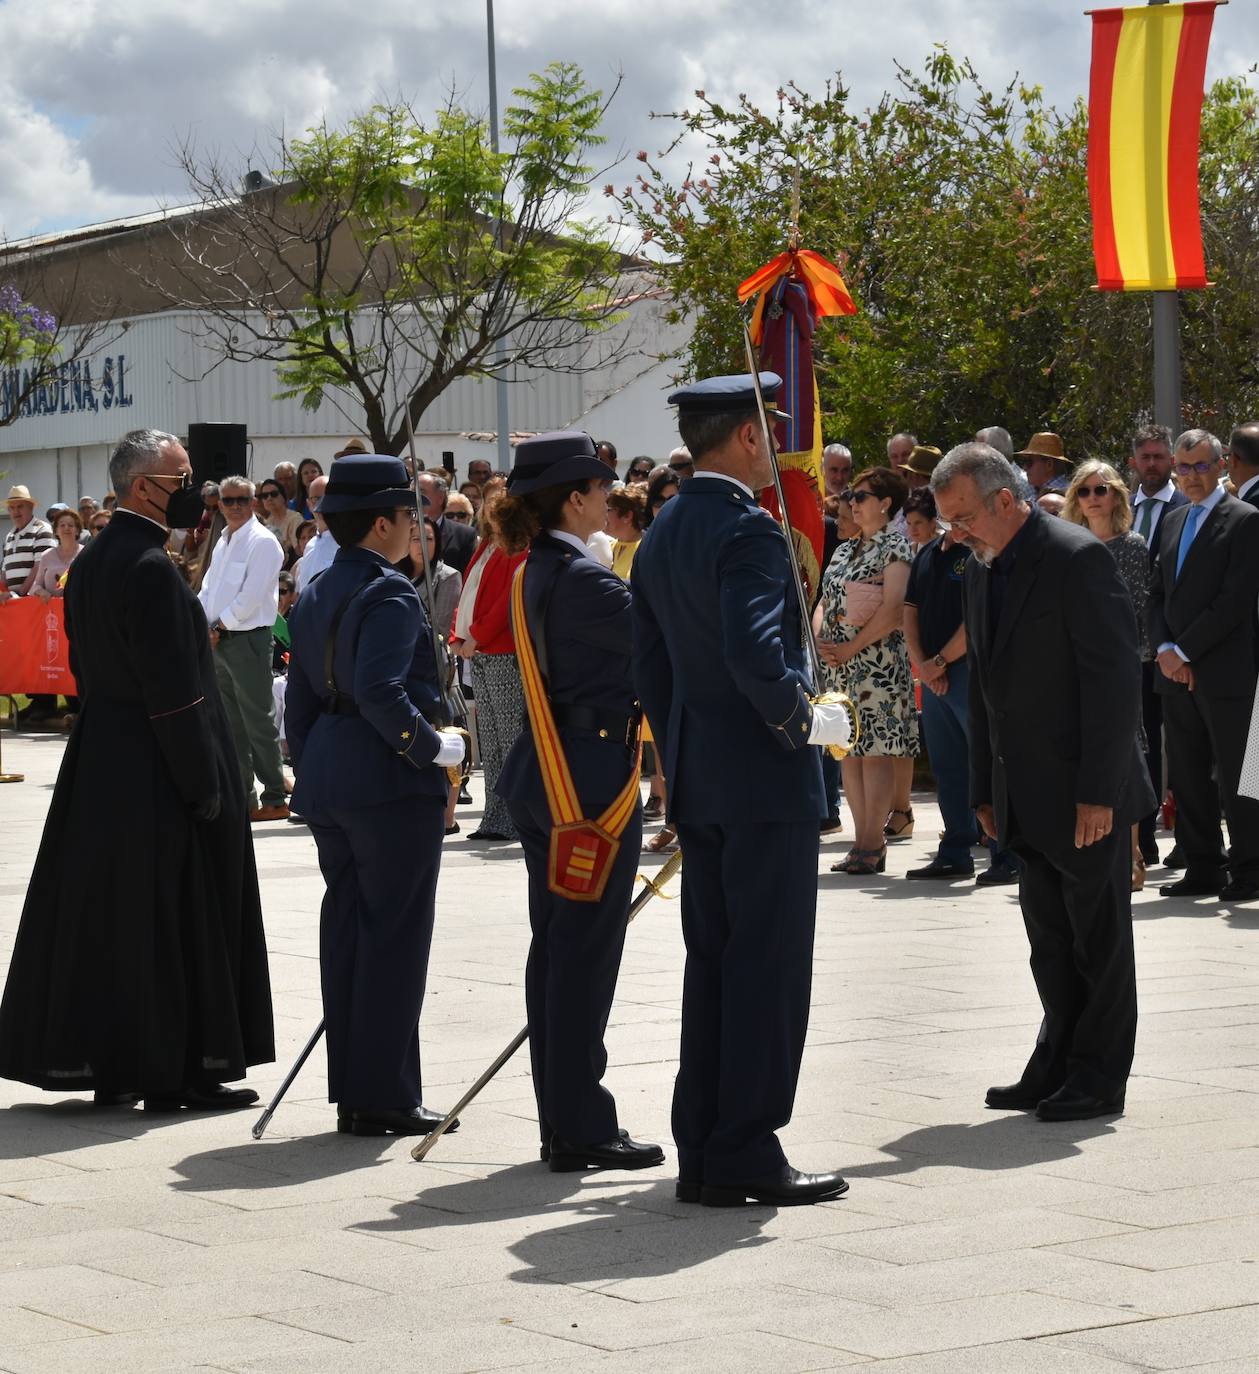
[{"x1": 187, "y1": 422, "x2": 248, "y2": 487}]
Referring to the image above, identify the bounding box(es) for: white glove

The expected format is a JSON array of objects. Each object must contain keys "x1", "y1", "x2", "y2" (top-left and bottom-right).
[
  {"x1": 433, "y1": 730, "x2": 465, "y2": 768},
  {"x1": 808, "y1": 701, "x2": 852, "y2": 749}
]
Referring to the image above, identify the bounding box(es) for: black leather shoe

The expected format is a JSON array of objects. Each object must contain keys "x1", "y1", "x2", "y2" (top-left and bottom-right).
[
  {"x1": 1036, "y1": 1085, "x2": 1124, "y2": 1122},
  {"x1": 985, "y1": 1081, "x2": 1055, "y2": 1111},
  {"x1": 144, "y1": 1084, "x2": 259, "y2": 1112},
  {"x1": 1163, "y1": 844, "x2": 1185, "y2": 870},
  {"x1": 1220, "y1": 878, "x2": 1259, "y2": 903},
  {"x1": 1140, "y1": 842, "x2": 1160, "y2": 866},
  {"x1": 1159, "y1": 873, "x2": 1223, "y2": 897},
  {"x1": 701, "y1": 1165, "x2": 849, "y2": 1207},
  {"x1": 93, "y1": 1091, "x2": 140, "y2": 1107},
  {"x1": 906, "y1": 860, "x2": 975, "y2": 880},
  {"x1": 676, "y1": 1179, "x2": 702, "y2": 1203},
  {"x1": 548, "y1": 1134, "x2": 665, "y2": 1172},
  {"x1": 345, "y1": 1106, "x2": 458, "y2": 1136},
  {"x1": 467, "y1": 830, "x2": 512, "y2": 842},
  {"x1": 976, "y1": 864, "x2": 1019, "y2": 887}
]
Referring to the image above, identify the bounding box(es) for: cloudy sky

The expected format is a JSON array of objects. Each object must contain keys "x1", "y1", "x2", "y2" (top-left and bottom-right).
[{"x1": 1, "y1": 0, "x2": 1255, "y2": 241}]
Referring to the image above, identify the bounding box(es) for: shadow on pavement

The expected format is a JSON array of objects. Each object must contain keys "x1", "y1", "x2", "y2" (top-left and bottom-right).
[
  {"x1": 361, "y1": 1162, "x2": 775, "y2": 1286},
  {"x1": 845, "y1": 1113, "x2": 1117, "y2": 1181},
  {"x1": 169, "y1": 1130, "x2": 395, "y2": 1191}
]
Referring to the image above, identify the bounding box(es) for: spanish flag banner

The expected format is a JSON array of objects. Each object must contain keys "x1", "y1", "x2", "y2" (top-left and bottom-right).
[
  {"x1": 737, "y1": 250, "x2": 857, "y2": 602},
  {"x1": 1088, "y1": 1, "x2": 1221, "y2": 292}
]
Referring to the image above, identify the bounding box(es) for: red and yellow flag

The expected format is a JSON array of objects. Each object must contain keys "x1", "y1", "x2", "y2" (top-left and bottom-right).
[
  {"x1": 1088, "y1": 2, "x2": 1220, "y2": 291},
  {"x1": 737, "y1": 250, "x2": 856, "y2": 602}
]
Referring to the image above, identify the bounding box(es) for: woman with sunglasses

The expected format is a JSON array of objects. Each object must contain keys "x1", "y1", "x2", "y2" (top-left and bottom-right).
[
  {"x1": 814, "y1": 466, "x2": 919, "y2": 875},
  {"x1": 625, "y1": 457, "x2": 654, "y2": 485},
  {"x1": 258, "y1": 480, "x2": 304, "y2": 562},
  {"x1": 1062, "y1": 461, "x2": 1152, "y2": 890}
]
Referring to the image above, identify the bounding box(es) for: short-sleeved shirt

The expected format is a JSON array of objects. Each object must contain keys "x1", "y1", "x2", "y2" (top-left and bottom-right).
[
  {"x1": 2, "y1": 517, "x2": 55, "y2": 591},
  {"x1": 905, "y1": 535, "x2": 971, "y2": 659}
]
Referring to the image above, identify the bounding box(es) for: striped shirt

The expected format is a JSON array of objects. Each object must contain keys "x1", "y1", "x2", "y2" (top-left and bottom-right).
[{"x1": 2, "y1": 518, "x2": 55, "y2": 593}]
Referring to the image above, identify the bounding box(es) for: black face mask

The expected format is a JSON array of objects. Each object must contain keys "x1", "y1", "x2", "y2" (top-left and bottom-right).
[{"x1": 161, "y1": 481, "x2": 206, "y2": 529}]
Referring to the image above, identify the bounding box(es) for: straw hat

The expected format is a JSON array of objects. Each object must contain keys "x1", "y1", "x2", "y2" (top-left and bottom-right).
[{"x1": 5, "y1": 484, "x2": 34, "y2": 507}]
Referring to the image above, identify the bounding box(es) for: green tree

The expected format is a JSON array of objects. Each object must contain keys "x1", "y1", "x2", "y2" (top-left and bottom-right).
[
  {"x1": 150, "y1": 64, "x2": 634, "y2": 454},
  {"x1": 618, "y1": 53, "x2": 1259, "y2": 463}
]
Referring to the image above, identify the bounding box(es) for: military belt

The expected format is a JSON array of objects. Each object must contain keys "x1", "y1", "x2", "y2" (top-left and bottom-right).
[{"x1": 551, "y1": 703, "x2": 640, "y2": 750}]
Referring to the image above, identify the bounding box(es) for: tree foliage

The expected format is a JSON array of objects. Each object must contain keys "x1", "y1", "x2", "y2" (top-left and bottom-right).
[
  {"x1": 147, "y1": 63, "x2": 634, "y2": 454},
  {"x1": 618, "y1": 52, "x2": 1259, "y2": 462}
]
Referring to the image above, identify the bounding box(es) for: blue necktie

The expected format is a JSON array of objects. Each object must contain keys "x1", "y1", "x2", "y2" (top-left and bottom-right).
[{"x1": 1175, "y1": 504, "x2": 1203, "y2": 579}]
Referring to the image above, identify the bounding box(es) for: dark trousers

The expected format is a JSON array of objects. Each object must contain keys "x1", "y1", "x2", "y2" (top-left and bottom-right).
[
  {"x1": 1164, "y1": 688, "x2": 1259, "y2": 881},
  {"x1": 922, "y1": 663, "x2": 978, "y2": 867},
  {"x1": 214, "y1": 627, "x2": 287, "y2": 809},
  {"x1": 1139, "y1": 661, "x2": 1164, "y2": 853},
  {"x1": 310, "y1": 795, "x2": 445, "y2": 1110},
  {"x1": 821, "y1": 749, "x2": 843, "y2": 821},
  {"x1": 1011, "y1": 822, "x2": 1136, "y2": 1098},
  {"x1": 672, "y1": 819, "x2": 819, "y2": 1185},
  {"x1": 508, "y1": 796, "x2": 641, "y2": 1148}
]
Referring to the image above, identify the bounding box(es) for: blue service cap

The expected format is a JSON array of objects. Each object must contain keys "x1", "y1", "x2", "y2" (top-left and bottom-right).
[
  {"x1": 317, "y1": 454, "x2": 425, "y2": 514},
  {"x1": 668, "y1": 371, "x2": 790, "y2": 421},
  {"x1": 507, "y1": 431, "x2": 611, "y2": 495}
]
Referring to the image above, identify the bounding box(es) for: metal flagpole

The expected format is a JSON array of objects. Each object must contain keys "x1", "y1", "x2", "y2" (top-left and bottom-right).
[
  {"x1": 487, "y1": 0, "x2": 512, "y2": 475},
  {"x1": 740, "y1": 323, "x2": 824, "y2": 693},
  {"x1": 1149, "y1": 0, "x2": 1182, "y2": 436}
]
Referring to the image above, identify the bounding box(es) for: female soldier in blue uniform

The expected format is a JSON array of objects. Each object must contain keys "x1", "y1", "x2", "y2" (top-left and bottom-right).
[
  {"x1": 285, "y1": 454, "x2": 466, "y2": 1136},
  {"x1": 495, "y1": 432, "x2": 664, "y2": 1173}
]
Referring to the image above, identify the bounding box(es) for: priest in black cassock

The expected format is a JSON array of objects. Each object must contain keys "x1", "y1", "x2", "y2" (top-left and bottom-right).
[{"x1": 0, "y1": 429, "x2": 274, "y2": 1110}]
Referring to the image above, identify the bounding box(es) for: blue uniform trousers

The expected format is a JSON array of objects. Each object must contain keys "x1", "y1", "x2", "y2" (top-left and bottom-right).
[
  {"x1": 310, "y1": 795, "x2": 445, "y2": 1110},
  {"x1": 508, "y1": 796, "x2": 642, "y2": 1148},
  {"x1": 672, "y1": 820, "x2": 819, "y2": 1186}
]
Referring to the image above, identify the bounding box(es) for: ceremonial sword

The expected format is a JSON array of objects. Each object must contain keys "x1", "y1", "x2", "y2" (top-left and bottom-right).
[{"x1": 411, "y1": 848, "x2": 683, "y2": 1161}]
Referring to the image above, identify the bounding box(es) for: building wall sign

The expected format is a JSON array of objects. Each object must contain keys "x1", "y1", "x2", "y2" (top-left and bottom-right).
[{"x1": 1, "y1": 355, "x2": 134, "y2": 422}]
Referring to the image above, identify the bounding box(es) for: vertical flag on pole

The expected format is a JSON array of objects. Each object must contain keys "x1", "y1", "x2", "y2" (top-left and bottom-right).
[
  {"x1": 1088, "y1": 1, "x2": 1221, "y2": 290},
  {"x1": 737, "y1": 249, "x2": 856, "y2": 601}
]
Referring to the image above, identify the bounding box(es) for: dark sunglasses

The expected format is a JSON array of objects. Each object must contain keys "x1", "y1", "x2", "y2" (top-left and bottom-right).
[
  {"x1": 850, "y1": 490, "x2": 881, "y2": 505},
  {"x1": 220, "y1": 495, "x2": 252, "y2": 507},
  {"x1": 259, "y1": 488, "x2": 284, "y2": 500},
  {"x1": 1175, "y1": 460, "x2": 1216, "y2": 475},
  {"x1": 628, "y1": 466, "x2": 652, "y2": 479},
  {"x1": 447, "y1": 511, "x2": 470, "y2": 522},
  {"x1": 1076, "y1": 483, "x2": 1113, "y2": 499}
]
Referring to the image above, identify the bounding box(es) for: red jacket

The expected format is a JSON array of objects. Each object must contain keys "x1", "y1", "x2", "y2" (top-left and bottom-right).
[{"x1": 468, "y1": 546, "x2": 527, "y2": 654}]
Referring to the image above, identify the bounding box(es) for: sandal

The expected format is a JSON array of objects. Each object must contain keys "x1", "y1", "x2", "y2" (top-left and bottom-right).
[
  {"x1": 645, "y1": 823, "x2": 678, "y2": 853},
  {"x1": 884, "y1": 807, "x2": 915, "y2": 841},
  {"x1": 842, "y1": 846, "x2": 887, "y2": 875}
]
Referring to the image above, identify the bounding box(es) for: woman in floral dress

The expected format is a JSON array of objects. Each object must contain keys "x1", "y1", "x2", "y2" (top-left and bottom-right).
[{"x1": 814, "y1": 466, "x2": 919, "y2": 875}]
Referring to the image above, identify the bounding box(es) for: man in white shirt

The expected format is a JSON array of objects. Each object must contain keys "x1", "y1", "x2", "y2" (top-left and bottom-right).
[
  {"x1": 295, "y1": 475, "x2": 335, "y2": 594},
  {"x1": 199, "y1": 475, "x2": 288, "y2": 821}
]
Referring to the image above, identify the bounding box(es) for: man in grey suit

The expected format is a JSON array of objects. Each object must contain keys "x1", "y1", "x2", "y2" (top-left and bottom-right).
[
  {"x1": 1150, "y1": 430, "x2": 1259, "y2": 903},
  {"x1": 932, "y1": 443, "x2": 1153, "y2": 1122}
]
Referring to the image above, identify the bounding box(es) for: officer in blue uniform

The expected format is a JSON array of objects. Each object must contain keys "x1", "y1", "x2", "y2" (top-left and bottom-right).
[
  {"x1": 285, "y1": 454, "x2": 466, "y2": 1136},
  {"x1": 632, "y1": 373, "x2": 852, "y2": 1206},
  {"x1": 496, "y1": 432, "x2": 665, "y2": 1173}
]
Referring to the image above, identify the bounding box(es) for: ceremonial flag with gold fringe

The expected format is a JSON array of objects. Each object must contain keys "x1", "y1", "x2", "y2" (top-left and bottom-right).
[
  {"x1": 737, "y1": 249, "x2": 856, "y2": 602},
  {"x1": 1088, "y1": 1, "x2": 1221, "y2": 291}
]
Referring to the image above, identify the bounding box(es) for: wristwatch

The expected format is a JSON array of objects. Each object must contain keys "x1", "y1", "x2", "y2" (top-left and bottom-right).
[{"x1": 932, "y1": 653, "x2": 947, "y2": 668}]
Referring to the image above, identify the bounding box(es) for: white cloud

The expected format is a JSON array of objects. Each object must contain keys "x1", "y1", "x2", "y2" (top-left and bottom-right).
[{"x1": 0, "y1": 0, "x2": 1254, "y2": 239}]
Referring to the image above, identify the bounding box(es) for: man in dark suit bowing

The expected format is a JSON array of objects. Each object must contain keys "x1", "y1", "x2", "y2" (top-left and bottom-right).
[
  {"x1": 418, "y1": 471, "x2": 476, "y2": 577},
  {"x1": 1150, "y1": 430, "x2": 1259, "y2": 904},
  {"x1": 932, "y1": 442, "x2": 1153, "y2": 1122},
  {"x1": 632, "y1": 372, "x2": 853, "y2": 1206},
  {"x1": 1129, "y1": 425, "x2": 1189, "y2": 865}
]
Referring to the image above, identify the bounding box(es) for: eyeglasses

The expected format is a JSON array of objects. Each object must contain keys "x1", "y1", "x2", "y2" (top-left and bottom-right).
[
  {"x1": 1076, "y1": 483, "x2": 1113, "y2": 499},
  {"x1": 448, "y1": 511, "x2": 470, "y2": 522},
  {"x1": 850, "y1": 490, "x2": 881, "y2": 505},
  {"x1": 220, "y1": 495, "x2": 252, "y2": 507},
  {"x1": 137, "y1": 472, "x2": 192, "y2": 489},
  {"x1": 628, "y1": 467, "x2": 652, "y2": 479},
  {"x1": 1175, "y1": 460, "x2": 1217, "y2": 475},
  {"x1": 260, "y1": 489, "x2": 284, "y2": 500}
]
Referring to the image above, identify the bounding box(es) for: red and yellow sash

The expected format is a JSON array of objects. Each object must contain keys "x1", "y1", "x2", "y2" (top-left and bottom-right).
[{"x1": 511, "y1": 562, "x2": 642, "y2": 902}]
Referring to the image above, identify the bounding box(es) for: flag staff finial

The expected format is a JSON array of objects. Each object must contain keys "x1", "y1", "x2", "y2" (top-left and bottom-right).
[{"x1": 788, "y1": 164, "x2": 802, "y2": 251}]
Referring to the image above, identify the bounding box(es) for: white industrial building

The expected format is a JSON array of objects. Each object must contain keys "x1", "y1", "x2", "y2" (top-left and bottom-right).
[{"x1": 0, "y1": 298, "x2": 689, "y2": 512}]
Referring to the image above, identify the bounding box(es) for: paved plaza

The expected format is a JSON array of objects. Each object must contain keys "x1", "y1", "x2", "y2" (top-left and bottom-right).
[{"x1": 1, "y1": 730, "x2": 1258, "y2": 1373}]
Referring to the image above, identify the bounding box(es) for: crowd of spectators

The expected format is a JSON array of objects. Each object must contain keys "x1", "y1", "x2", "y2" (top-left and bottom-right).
[{"x1": 5, "y1": 418, "x2": 1258, "y2": 904}]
